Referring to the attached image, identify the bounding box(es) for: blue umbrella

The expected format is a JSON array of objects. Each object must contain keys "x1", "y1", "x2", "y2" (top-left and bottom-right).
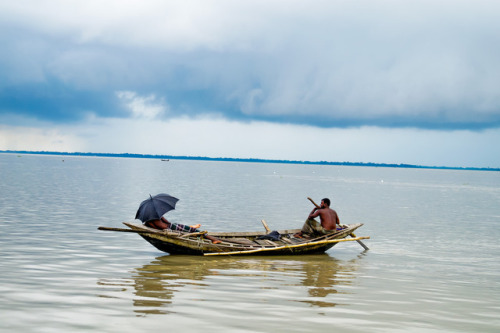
[{"x1": 135, "y1": 193, "x2": 179, "y2": 223}]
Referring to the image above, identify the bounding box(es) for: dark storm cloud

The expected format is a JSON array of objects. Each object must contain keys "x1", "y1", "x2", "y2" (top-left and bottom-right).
[{"x1": 1, "y1": 0, "x2": 500, "y2": 130}]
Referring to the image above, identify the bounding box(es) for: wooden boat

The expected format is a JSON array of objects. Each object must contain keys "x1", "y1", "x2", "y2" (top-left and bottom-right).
[{"x1": 98, "y1": 221, "x2": 369, "y2": 256}]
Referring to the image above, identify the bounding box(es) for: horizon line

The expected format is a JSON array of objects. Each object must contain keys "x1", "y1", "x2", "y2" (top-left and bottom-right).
[{"x1": 1, "y1": 150, "x2": 499, "y2": 171}]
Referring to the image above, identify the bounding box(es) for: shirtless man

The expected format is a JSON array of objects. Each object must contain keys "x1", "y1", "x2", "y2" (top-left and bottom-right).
[
  {"x1": 146, "y1": 216, "x2": 201, "y2": 231},
  {"x1": 294, "y1": 198, "x2": 340, "y2": 238}
]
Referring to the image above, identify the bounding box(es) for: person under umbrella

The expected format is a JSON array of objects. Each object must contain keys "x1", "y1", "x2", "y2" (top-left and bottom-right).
[{"x1": 136, "y1": 193, "x2": 221, "y2": 244}]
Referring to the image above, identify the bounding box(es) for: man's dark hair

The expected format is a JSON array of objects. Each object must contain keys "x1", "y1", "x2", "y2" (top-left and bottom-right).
[{"x1": 322, "y1": 198, "x2": 331, "y2": 206}]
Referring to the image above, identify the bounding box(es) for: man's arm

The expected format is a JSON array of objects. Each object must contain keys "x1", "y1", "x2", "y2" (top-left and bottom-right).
[
  {"x1": 308, "y1": 207, "x2": 321, "y2": 219},
  {"x1": 333, "y1": 210, "x2": 341, "y2": 227}
]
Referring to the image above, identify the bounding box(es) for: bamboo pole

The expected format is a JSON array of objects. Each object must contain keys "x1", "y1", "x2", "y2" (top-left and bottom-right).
[
  {"x1": 99, "y1": 226, "x2": 204, "y2": 239},
  {"x1": 204, "y1": 236, "x2": 370, "y2": 256},
  {"x1": 97, "y1": 226, "x2": 163, "y2": 235},
  {"x1": 179, "y1": 231, "x2": 208, "y2": 238}
]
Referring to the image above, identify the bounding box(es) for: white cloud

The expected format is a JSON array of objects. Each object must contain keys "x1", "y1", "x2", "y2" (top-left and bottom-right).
[
  {"x1": 1, "y1": 1, "x2": 500, "y2": 168},
  {"x1": 116, "y1": 91, "x2": 167, "y2": 119},
  {"x1": 2, "y1": 0, "x2": 500, "y2": 126},
  {"x1": 35, "y1": 116, "x2": 500, "y2": 168},
  {"x1": 2, "y1": 114, "x2": 500, "y2": 168},
  {"x1": 0, "y1": 125, "x2": 84, "y2": 152}
]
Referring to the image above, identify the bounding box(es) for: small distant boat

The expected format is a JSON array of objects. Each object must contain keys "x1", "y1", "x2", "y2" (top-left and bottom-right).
[
  {"x1": 161, "y1": 159, "x2": 169, "y2": 161},
  {"x1": 98, "y1": 222, "x2": 369, "y2": 256}
]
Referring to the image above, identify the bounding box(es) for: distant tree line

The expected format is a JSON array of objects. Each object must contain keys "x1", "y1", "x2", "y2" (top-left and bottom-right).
[{"x1": 1, "y1": 150, "x2": 499, "y2": 171}]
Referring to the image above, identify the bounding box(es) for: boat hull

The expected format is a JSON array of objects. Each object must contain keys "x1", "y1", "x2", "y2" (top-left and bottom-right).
[{"x1": 122, "y1": 222, "x2": 367, "y2": 256}]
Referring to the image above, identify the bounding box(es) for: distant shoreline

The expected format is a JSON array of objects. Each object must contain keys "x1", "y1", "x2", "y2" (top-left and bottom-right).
[{"x1": 1, "y1": 150, "x2": 499, "y2": 172}]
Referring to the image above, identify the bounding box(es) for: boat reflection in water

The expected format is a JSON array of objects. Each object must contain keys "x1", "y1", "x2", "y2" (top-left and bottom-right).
[{"x1": 98, "y1": 253, "x2": 365, "y2": 316}]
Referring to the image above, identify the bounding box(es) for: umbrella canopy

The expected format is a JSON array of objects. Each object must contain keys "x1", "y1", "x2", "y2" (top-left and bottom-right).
[{"x1": 135, "y1": 193, "x2": 179, "y2": 223}]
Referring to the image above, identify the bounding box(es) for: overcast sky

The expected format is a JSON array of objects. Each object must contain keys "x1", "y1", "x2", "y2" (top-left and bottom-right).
[{"x1": 1, "y1": 0, "x2": 499, "y2": 167}]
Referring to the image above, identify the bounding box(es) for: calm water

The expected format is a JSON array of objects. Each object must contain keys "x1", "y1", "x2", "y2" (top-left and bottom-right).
[{"x1": 1, "y1": 153, "x2": 499, "y2": 332}]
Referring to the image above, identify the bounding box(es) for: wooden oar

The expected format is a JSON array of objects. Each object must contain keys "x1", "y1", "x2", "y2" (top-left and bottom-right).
[
  {"x1": 261, "y1": 219, "x2": 271, "y2": 233},
  {"x1": 307, "y1": 197, "x2": 369, "y2": 250},
  {"x1": 349, "y1": 232, "x2": 369, "y2": 250}
]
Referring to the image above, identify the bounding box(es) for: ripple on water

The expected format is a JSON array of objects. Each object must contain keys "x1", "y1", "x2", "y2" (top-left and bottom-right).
[{"x1": 2, "y1": 155, "x2": 500, "y2": 332}]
